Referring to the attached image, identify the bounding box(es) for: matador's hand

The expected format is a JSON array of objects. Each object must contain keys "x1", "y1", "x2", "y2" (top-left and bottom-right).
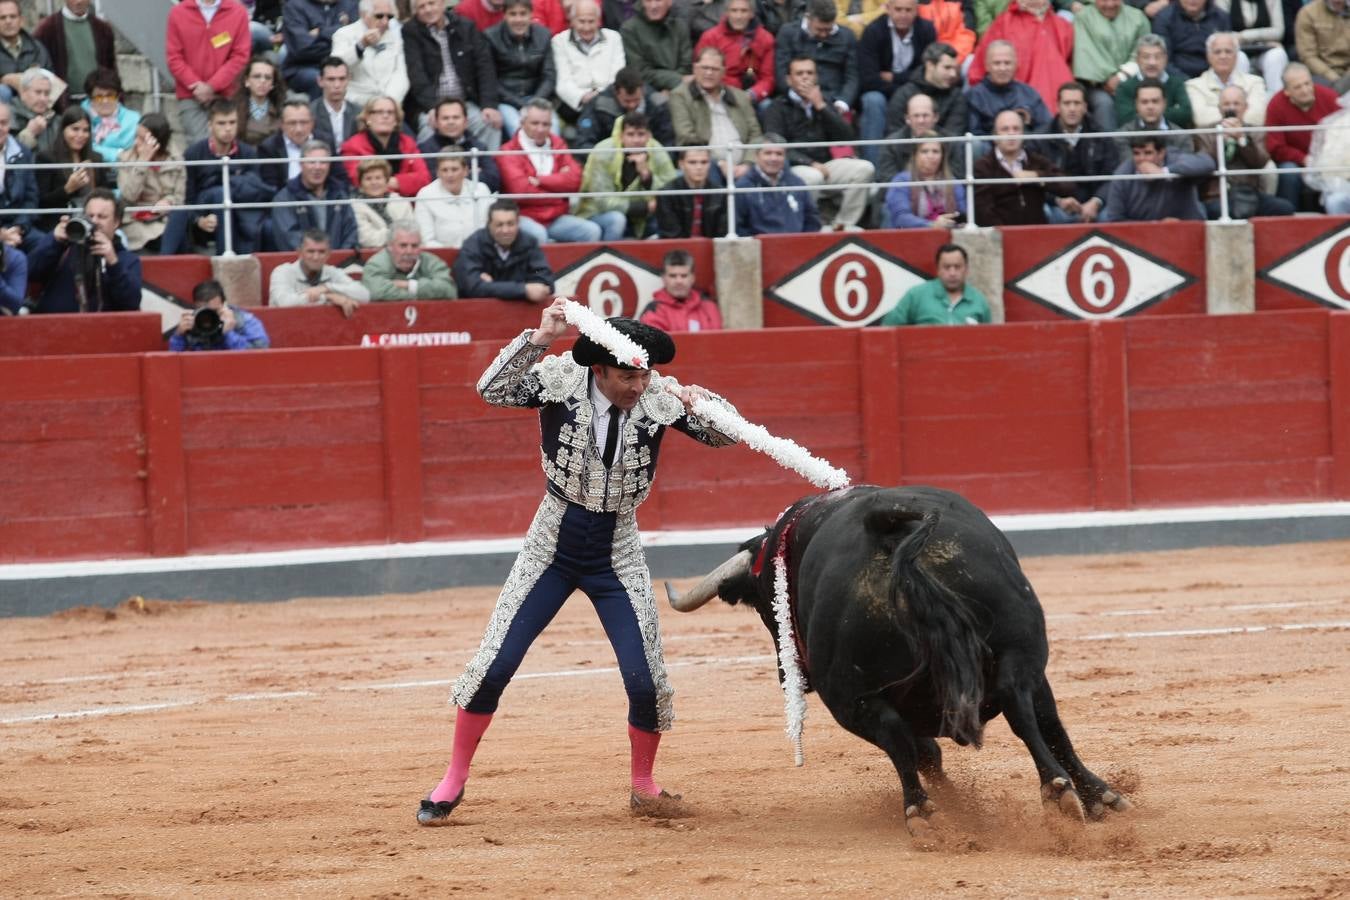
[
  {"x1": 669, "y1": 382, "x2": 711, "y2": 415},
  {"x1": 530, "y1": 296, "x2": 571, "y2": 346}
]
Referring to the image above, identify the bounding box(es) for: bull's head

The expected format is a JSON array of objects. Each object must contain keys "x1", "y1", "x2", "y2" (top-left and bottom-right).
[{"x1": 665, "y1": 534, "x2": 766, "y2": 613}]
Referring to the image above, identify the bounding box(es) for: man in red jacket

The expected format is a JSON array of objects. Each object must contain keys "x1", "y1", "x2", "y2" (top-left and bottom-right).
[
  {"x1": 499, "y1": 98, "x2": 601, "y2": 242},
  {"x1": 1266, "y1": 62, "x2": 1341, "y2": 211},
  {"x1": 639, "y1": 249, "x2": 724, "y2": 332},
  {"x1": 694, "y1": 0, "x2": 776, "y2": 104},
  {"x1": 166, "y1": 0, "x2": 253, "y2": 142}
]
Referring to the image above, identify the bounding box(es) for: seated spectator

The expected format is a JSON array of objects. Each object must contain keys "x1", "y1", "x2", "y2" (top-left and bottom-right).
[
  {"x1": 735, "y1": 134, "x2": 823, "y2": 234},
  {"x1": 451, "y1": 199, "x2": 555, "y2": 300},
  {"x1": 0, "y1": 238, "x2": 26, "y2": 315},
  {"x1": 656, "y1": 143, "x2": 729, "y2": 238},
  {"x1": 917, "y1": 0, "x2": 976, "y2": 64},
  {"x1": 756, "y1": 0, "x2": 806, "y2": 35},
  {"x1": 1185, "y1": 31, "x2": 1266, "y2": 127},
  {"x1": 341, "y1": 97, "x2": 432, "y2": 197},
  {"x1": 775, "y1": 0, "x2": 861, "y2": 113},
  {"x1": 878, "y1": 91, "x2": 967, "y2": 185},
  {"x1": 170, "y1": 279, "x2": 270, "y2": 352},
  {"x1": 881, "y1": 243, "x2": 990, "y2": 326},
  {"x1": 416, "y1": 153, "x2": 494, "y2": 248},
  {"x1": 1265, "y1": 63, "x2": 1339, "y2": 209},
  {"x1": 245, "y1": 0, "x2": 285, "y2": 57},
  {"x1": 690, "y1": 0, "x2": 733, "y2": 44},
  {"x1": 116, "y1": 113, "x2": 185, "y2": 253},
  {"x1": 166, "y1": 0, "x2": 251, "y2": 143},
  {"x1": 457, "y1": 0, "x2": 568, "y2": 34},
  {"x1": 271, "y1": 140, "x2": 359, "y2": 250},
  {"x1": 311, "y1": 57, "x2": 363, "y2": 151},
  {"x1": 29, "y1": 188, "x2": 141, "y2": 314},
  {"x1": 1221, "y1": 0, "x2": 1288, "y2": 91},
  {"x1": 268, "y1": 227, "x2": 370, "y2": 315},
  {"x1": 34, "y1": 0, "x2": 115, "y2": 108},
  {"x1": 1100, "y1": 133, "x2": 1215, "y2": 220},
  {"x1": 11, "y1": 67, "x2": 57, "y2": 155},
  {"x1": 858, "y1": 0, "x2": 937, "y2": 165},
  {"x1": 1152, "y1": 0, "x2": 1231, "y2": 78},
  {"x1": 0, "y1": 0, "x2": 52, "y2": 106},
  {"x1": 972, "y1": 108, "x2": 1073, "y2": 225},
  {"x1": 487, "y1": 0, "x2": 559, "y2": 139},
  {"x1": 0, "y1": 101, "x2": 46, "y2": 258},
  {"x1": 81, "y1": 68, "x2": 139, "y2": 163},
  {"x1": 639, "y1": 249, "x2": 723, "y2": 331},
  {"x1": 764, "y1": 55, "x2": 877, "y2": 231},
  {"x1": 551, "y1": 0, "x2": 627, "y2": 122},
  {"x1": 622, "y1": 0, "x2": 693, "y2": 96},
  {"x1": 403, "y1": 0, "x2": 503, "y2": 149},
  {"x1": 353, "y1": 157, "x2": 415, "y2": 248},
  {"x1": 669, "y1": 47, "x2": 764, "y2": 179},
  {"x1": 968, "y1": 0, "x2": 1074, "y2": 115},
  {"x1": 966, "y1": 40, "x2": 1052, "y2": 133},
  {"x1": 365, "y1": 219, "x2": 459, "y2": 299},
  {"x1": 282, "y1": 0, "x2": 360, "y2": 100},
  {"x1": 1072, "y1": 0, "x2": 1151, "y2": 129},
  {"x1": 1294, "y1": 0, "x2": 1350, "y2": 93},
  {"x1": 884, "y1": 131, "x2": 967, "y2": 227},
  {"x1": 234, "y1": 56, "x2": 289, "y2": 147},
  {"x1": 1038, "y1": 80, "x2": 1118, "y2": 222},
  {"x1": 886, "y1": 41, "x2": 967, "y2": 136},
  {"x1": 332, "y1": 0, "x2": 410, "y2": 110},
  {"x1": 577, "y1": 111, "x2": 677, "y2": 239},
  {"x1": 259, "y1": 100, "x2": 327, "y2": 195},
  {"x1": 1114, "y1": 76, "x2": 1193, "y2": 156},
  {"x1": 1114, "y1": 33, "x2": 1193, "y2": 127},
  {"x1": 499, "y1": 98, "x2": 599, "y2": 243},
  {"x1": 695, "y1": 0, "x2": 777, "y2": 105},
  {"x1": 575, "y1": 65, "x2": 676, "y2": 149},
  {"x1": 419, "y1": 99, "x2": 503, "y2": 193},
  {"x1": 161, "y1": 99, "x2": 272, "y2": 255},
  {"x1": 36, "y1": 107, "x2": 111, "y2": 232},
  {"x1": 1194, "y1": 84, "x2": 1292, "y2": 218}
]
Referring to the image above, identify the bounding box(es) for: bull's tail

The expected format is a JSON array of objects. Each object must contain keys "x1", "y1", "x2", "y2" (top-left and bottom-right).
[{"x1": 871, "y1": 508, "x2": 986, "y2": 749}]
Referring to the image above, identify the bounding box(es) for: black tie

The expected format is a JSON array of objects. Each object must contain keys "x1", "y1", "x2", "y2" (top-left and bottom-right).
[{"x1": 601, "y1": 407, "x2": 621, "y2": 468}]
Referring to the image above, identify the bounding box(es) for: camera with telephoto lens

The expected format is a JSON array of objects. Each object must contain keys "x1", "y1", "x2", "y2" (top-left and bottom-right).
[
  {"x1": 1220, "y1": 107, "x2": 1240, "y2": 120},
  {"x1": 186, "y1": 306, "x2": 225, "y2": 348},
  {"x1": 64, "y1": 215, "x2": 95, "y2": 245}
]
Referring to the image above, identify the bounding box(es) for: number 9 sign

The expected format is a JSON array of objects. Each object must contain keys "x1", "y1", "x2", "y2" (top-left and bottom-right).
[
  {"x1": 820, "y1": 252, "x2": 884, "y2": 323},
  {"x1": 1065, "y1": 246, "x2": 1131, "y2": 315}
]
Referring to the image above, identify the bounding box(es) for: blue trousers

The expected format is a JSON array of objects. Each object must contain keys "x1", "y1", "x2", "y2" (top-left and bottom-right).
[{"x1": 457, "y1": 500, "x2": 665, "y2": 731}]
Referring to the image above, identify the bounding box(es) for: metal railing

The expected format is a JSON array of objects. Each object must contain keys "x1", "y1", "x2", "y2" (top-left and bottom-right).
[{"x1": 5, "y1": 119, "x2": 1350, "y2": 253}]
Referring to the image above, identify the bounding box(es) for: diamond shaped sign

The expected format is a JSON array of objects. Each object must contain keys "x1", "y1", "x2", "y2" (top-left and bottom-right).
[
  {"x1": 553, "y1": 248, "x2": 663, "y2": 319},
  {"x1": 1258, "y1": 221, "x2": 1350, "y2": 310},
  {"x1": 766, "y1": 237, "x2": 928, "y2": 327},
  {"x1": 1008, "y1": 231, "x2": 1193, "y2": 320}
]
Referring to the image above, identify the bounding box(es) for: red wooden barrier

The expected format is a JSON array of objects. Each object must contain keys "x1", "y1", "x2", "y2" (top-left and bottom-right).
[
  {"x1": 1253, "y1": 215, "x2": 1350, "y2": 312},
  {"x1": 250, "y1": 300, "x2": 540, "y2": 348},
  {"x1": 0, "y1": 312, "x2": 164, "y2": 356},
  {"x1": 1, "y1": 310, "x2": 1345, "y2": 563}
]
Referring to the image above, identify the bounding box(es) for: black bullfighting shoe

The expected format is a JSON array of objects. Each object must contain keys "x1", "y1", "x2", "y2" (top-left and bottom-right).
[
  {"x1": 629, "y1": 789, "x2": 686, "y2": 819},
  {"x1": 416, "y1": 788, "x2": 464, "y2": 826}
]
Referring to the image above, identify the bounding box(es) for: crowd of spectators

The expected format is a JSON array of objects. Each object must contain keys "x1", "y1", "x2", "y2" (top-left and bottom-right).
[{"x1": 0, "y1": 0, "x2": 1349, "y2": 327}]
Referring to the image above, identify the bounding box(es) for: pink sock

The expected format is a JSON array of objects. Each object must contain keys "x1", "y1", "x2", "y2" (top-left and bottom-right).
[
  {"x1": 429, "y1": 708, "x2": 493, "y2": 803},
  {"x1": 629, "y1": 723, "x2": 663, "y2": 797}
]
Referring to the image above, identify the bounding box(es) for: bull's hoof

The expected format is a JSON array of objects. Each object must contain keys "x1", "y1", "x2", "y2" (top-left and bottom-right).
[
  {"x1": 1089, "y1": 790, "x2": 1133, "y2": 819},
  {"x1": 1041, "y1": 777, "x2": 1085, "y2": 823}
]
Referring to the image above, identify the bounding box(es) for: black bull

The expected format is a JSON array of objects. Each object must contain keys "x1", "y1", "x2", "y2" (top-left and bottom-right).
[{"x1": 668, "y1": 485, "x2": 1131, "y2": 827}]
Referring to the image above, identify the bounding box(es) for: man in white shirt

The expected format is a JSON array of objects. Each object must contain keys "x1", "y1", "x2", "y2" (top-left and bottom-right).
[
  {"x1": 551, "y1": 0, "x2": 626, "y2": 120},
  {"x1": 332, "y1": 0, "x2": 410, "y2": 108},
  {"x1": 268, "y1": 228, "x2": 370, "y2": 315}
]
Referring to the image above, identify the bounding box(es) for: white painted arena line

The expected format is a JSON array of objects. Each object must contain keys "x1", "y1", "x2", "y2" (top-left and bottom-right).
[{"x1": 5, "y1": 622, "x2": 1350, "y2": 727}]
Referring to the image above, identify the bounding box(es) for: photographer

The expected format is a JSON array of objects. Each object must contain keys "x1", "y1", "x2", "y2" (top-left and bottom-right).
[
  {"x1": 169, "y1": 279, "x2": 270, "y2": 352},
  {"x1": 28, "y1": 188, "x2": 142, "y2": 314},
  {"x1": 1194, "y1": 85, "x2": 1293, "y2": 220}
]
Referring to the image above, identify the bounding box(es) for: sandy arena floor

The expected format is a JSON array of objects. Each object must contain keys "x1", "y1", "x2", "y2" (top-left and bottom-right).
[{"x1": 2, "y1": 540, "x2": 1349, "y2": 898}]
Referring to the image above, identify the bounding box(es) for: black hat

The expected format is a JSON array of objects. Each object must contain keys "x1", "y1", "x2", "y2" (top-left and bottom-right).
[{"x1": 572, "y1": 317, "x2": 676, "y2": 369}]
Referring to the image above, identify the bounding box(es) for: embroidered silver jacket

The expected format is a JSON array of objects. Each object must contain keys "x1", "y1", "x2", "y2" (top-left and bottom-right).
[{"x1": 478, "y1": 330, "x2": 738, "y2": 515}]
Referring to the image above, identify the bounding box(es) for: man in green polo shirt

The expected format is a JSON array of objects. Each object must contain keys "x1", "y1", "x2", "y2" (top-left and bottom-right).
[{"x1": 882, "y1": 243, "x2": 991, "y2": 326}]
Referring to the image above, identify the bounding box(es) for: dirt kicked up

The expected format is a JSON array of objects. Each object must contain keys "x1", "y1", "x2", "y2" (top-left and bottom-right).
[{"x1": 2, "y1": 540, "x2": 1348, "y2": 898}]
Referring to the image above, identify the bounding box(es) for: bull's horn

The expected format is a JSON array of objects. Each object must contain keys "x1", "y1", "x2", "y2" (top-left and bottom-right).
[{"x1": 666, "y1": 549, "x2": 752, "y2": 612}]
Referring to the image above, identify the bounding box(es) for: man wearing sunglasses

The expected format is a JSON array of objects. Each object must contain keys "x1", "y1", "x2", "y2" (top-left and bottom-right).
[{"x1": 332, "y1": 0, "x2": 410, "y2": 109}]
